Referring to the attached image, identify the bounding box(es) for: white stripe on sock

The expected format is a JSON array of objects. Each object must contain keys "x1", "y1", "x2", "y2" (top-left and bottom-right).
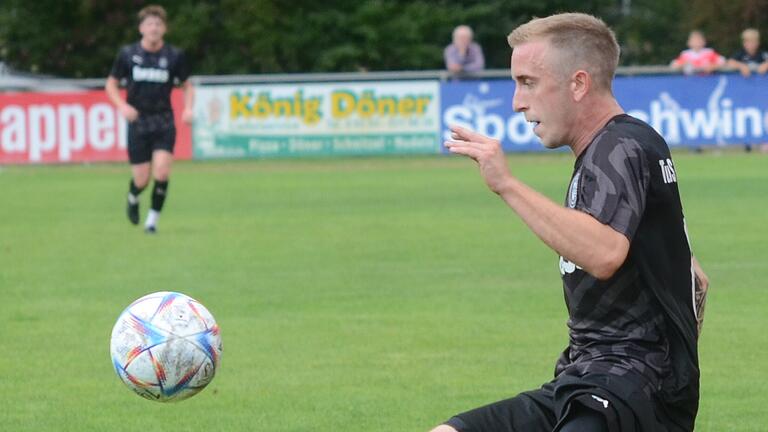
[{"x1": 145, "y1": 209, "x2": 160, "y2": 228}]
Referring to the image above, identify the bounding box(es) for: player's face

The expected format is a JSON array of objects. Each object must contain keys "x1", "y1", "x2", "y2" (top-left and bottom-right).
[
  {"x1": 511, "y1": 40, "x2": 577, "y2": 149},
  {"x1": 139, "y1": 15, "x2": 166, "y2": 44},
  {"x1": 687, "y1": 33, "x2": 705, "y2": 50},
  {"x1": 453, "y1": 29, "x2": 472, "y2": 49},
  {"x1": 743, "y1": 36, "x2": 759, "y2": 54}
]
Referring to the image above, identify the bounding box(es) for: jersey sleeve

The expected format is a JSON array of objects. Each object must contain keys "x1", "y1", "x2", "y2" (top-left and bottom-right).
[
  {"x1": 710, "y1": 51, "x2": 725, "y2": 66},
  {"x1": 109, "y1": 47, "x2": 129, "y2": 79},
  {"x1": 174, "y1": 50, "x2": 190, "y2": 85},
  {"x1": 576, "y1": 132, "x2": 650, "y2": 240},
  {"x1": 671, "y1": 51, "x2": 686, "y2": 67}
]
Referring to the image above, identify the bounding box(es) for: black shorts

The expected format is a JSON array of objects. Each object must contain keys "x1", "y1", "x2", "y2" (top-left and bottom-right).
[
  {"x1": 127, "y1": 111, "x2": 176, "y2": 164},
  {"x1": 444, "y1": 372, "x2": 672, "y2": 432}
]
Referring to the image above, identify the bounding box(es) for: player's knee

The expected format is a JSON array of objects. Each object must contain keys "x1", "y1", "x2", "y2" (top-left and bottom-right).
[
  {"x1": 152, "y1": 161, "x2": 171, "y2": 181},
  {"x1": 153, "y1": 165, "x2": 170, "y2": 182},
  {"x1": 153, "y1": 172, "x2": 169, "y2": 182},
  {"x1": 133, "y1": 177, "x2": 150, "y2": 189}
]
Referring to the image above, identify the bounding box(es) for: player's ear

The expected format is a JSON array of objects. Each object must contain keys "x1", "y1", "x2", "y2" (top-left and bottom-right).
[{"x1": 571, "y1": 70, "x2": 590, "y2": 102}]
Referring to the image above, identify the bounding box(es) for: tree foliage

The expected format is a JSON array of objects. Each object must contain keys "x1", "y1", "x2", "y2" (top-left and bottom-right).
[{"x1": 1, "y1": 0, "x2": 766, "y2": 78}]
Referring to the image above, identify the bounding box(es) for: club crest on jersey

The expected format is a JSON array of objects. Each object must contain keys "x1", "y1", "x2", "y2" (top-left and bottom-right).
[
  {"x1": 131, "y1": 54, "x2": 143, "y2": 65},
  {"x1": 559, "y1": 256, "x2": 582, "y2": 275},
  {"x1": 567, "y1": 171, "x2": 581, "y2": 208},
  {"x1": 132, "y1": 65, "x2": 169, "y2": 83},
  {"x1": 659, "y1": 158, "x2": 677, "y2": 184},
  {"x1": 159, "y1": 57, "x2": 168, "y2": 68}
]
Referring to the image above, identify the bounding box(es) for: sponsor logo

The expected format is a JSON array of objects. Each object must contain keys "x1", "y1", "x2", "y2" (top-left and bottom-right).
[
  {"x1": 0, "y1": 89, "x2": 190, "y2": 164},
  {"x1": 659, "y1": 158, "x2": 677, "y2": 184},
  {"x1": 568, "y1": 171, "x2": 581, "y2": 208},
  {"x1": 442, "y1": 82, "x2": 536, "y2": 146},
  {"x1": 627, "y1": 76, "x2": 768, "y2": 145},
  {"x1": 591, "y1": 394, "x2": 610, "y2": 409},
  {"x1": 227, "y1": 89, "x2": 434, "y2": 125},
  {"x1": 559, "y1": 256, "x2": 582, "y2": 275},
  {"x1": 132, "y1": 66, "x2": 169, "y2": 83},
  {"x1": 0, "y1": 102, "x2": 126, "y2": 162}
]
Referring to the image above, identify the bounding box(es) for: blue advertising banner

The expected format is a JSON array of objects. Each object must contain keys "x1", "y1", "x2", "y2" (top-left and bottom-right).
[{"x1": 441, "y1": 74, "x2": 768, "y2": 151}]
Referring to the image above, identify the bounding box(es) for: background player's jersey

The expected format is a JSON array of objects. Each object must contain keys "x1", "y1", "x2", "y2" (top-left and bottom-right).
[
  {"x1": 556, "y1": 114, "x2": 699, "y2": 429},
  {"x1": 110, "y1": 42, "x2": 189, "y2": 114}
]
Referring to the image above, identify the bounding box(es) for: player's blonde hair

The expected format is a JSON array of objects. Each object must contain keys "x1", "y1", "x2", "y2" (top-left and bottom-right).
[
  {"x1": 138, "y1": 5, "x2": 167, "y2": 24},
  {"x1": 507, "y1": 13, "x2": 620, "y2": 92},
  {"x1": 742, "y1": 28, "x2": 759, "y2": 41}
]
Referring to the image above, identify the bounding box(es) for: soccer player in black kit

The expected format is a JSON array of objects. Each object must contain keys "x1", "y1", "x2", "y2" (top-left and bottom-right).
[
  {"x1": 437, "y1": 13, "x2": 710, "y2": 432},
  {"x1": 105, "y1": 5, "x2": 193, "y2": 234}
]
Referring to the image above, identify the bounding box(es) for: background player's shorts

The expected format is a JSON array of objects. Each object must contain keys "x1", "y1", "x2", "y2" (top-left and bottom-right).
[
  {"x1": 127, "y1": 111, "x2": 176, "y2": 164},
  {"x1": 444, "y1": 372, "x2": 671, "y2": 432}
]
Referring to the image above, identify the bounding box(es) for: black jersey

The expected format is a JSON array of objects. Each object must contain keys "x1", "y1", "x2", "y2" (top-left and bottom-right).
[
  {"x1": 730, "y1": 49, "x2": 768, "y2": 67},
  {"x1": 556, "y1": 114, "x2": 699, "y2": 430},
  {"x1": 109, "y1": 42, "x2": 189, "y2": 114}
]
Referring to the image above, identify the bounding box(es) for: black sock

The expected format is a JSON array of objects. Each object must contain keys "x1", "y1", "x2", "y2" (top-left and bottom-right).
[
  {"x1": 129, "y1": 179, "x2": 146, "y2": 199},
  {"x1": 151, "y1": 180, "x2": 169, "y2": 212}
]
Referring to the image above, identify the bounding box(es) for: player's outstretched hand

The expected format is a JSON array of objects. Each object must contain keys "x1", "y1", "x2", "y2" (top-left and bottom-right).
[{"x1": 445, "y1": 125, "x2": 512, "y2": 194}]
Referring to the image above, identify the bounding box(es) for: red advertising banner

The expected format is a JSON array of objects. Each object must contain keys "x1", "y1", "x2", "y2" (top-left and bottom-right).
[{"x1": 0, "y1": 89, "x2": 191, "y2": 164}]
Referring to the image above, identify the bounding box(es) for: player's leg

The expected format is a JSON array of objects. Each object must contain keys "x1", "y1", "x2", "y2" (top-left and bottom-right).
[
  {"x1": 126, "y1": 125, "x2": 152, "y2": 226},
  {"x1": 144, "y1": 149, "x2": 173, "y2": 233},
  {"x1": 432, "y1": 385, "x2": 557, "y2": 432}
]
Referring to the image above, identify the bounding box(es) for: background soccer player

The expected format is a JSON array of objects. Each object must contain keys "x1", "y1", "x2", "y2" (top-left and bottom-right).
[
  {"x1": 105, "y1": 4, "x2": 193, "y2": 233},
  {"x1": 435, "y1": 13, "x2": 709, "y2": 432}
]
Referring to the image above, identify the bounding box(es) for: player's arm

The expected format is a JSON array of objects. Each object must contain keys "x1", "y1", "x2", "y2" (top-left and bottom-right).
[
  {"x1": 465, "y1": 45, "x2": 485, "y2": 72},
  {"x1": 446, "y1": 126, "x2": 628, "y2": 280},
  {"x1": 105, "y1": 76, "x2": 138, "y2": 122},
  {"x1": 703, "y1": 54, "x2": 726, "y2": 74},
  {"x1": 692, "y1": 255, "x2": 709, "y2": 335},
  {"x1": 670, "y1": 55, "x2": 684, "y2": 70},
  {"x1": 181, "y1": 79, "x2": 194, "y2": 124},
  {"x1": 444, "y1": 47, "x2": 463, "y2": 73},
  {"x1": 757, "y1": 59, "x2": 768, "y2": 74},
  {"x1": 726, "y1": 58, "x2": 751, "y2": 77}
]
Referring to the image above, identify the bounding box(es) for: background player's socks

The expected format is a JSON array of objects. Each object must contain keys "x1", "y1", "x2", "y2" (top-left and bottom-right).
[
  {"x1": 144, "y1": 180, "x2": 168, "y2": 233},
  {"x1": 151, "y1": 180, "x2": 169, "y2": 212},
  {"x1": 145, "y1": 209, "x2": 159, "y2": 233},
  {"x1": 126, "y1": 179, "x2": 145, "y2": 225}
]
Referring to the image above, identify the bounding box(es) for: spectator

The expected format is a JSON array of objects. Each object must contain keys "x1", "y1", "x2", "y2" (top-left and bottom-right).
[
  {"x1": 444, "y1": 25, "x2": 485, "y2": 75},
  {"x1": 727, "y1": 28, "x2": 768, "y2": 77},
  {"x1": 671, "y1": 30, "x2": 725, "y2": 75}
]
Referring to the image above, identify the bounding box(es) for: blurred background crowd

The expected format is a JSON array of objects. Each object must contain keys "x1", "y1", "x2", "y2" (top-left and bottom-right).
[{"x1": 1, "y1": 0, "x2": 766, "y2": 78}]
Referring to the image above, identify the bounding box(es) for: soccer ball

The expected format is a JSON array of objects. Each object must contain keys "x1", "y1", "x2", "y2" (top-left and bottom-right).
[{"x1": 110, "y1": 291, "x2": 222, "y2": 402}]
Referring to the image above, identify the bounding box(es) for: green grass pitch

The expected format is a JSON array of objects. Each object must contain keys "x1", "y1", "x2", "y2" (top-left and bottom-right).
[{"x1": 0, "y1": 152, "x2": 765, "y2": 431}]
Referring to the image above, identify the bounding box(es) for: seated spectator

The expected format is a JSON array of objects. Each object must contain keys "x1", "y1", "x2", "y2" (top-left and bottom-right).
[
  {"x1": 444, "y1": 25, "x2": 485, "y2": 75},
  {"x1": 727, "y1": 28, "x2": 768, "y2": 77},
  {"x1": 671, "y1": 30, "x2": 725, "y2": 75}
]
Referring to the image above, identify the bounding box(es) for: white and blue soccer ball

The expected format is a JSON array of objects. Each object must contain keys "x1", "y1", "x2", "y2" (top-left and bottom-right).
[{"x1": 110, "y1": 291, "x2": 222, "y2": 402}]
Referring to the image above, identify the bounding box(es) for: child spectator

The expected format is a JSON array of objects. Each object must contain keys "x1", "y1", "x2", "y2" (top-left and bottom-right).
[
  {"x1": 671, "y1": 30, "x2": 725, "y2": 75},
  {"x1": 727, "y1": 28, "x2": 768, "y2": 77}
]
